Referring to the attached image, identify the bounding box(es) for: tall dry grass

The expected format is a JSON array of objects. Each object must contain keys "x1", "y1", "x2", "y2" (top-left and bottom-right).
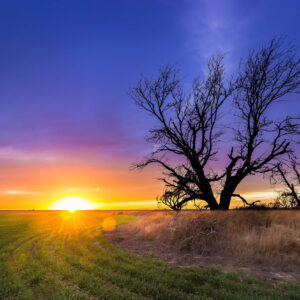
[{"x1": 131, "y1": 210, "x2": 300, "y2": 269}]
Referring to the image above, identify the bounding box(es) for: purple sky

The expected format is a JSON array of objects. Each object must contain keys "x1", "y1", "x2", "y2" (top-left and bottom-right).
[{"x1": 0, "y1": 0, "x2": 299, "y2": 209}]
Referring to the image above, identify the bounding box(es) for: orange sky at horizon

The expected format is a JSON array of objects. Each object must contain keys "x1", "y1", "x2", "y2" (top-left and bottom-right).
[{"x1": 0, "y1": 147, "x2": 281, "y2": 210}]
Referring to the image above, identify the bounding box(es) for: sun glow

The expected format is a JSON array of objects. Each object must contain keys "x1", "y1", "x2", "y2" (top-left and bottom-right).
[{"x1": 50, "y1": 195, "x2": 97, "y2": 212}]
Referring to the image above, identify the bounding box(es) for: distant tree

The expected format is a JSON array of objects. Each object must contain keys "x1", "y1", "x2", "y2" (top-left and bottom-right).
[
  {"x1": 272, "y1": 159, "x2": 300, "y2": 208},
  {"x1": 130, "y1": 38, "x2": 300, "y2": 210},
  {"x1": 157, "y1": 190, "x2": 189, "y2": 211}
]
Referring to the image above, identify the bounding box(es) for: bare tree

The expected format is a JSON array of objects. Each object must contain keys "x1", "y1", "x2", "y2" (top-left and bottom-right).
[
  {"x1": 273, "y1": 160, "x2": 300, "y2": 208},
  {"x1": 130, "y1": 38, "x2": 300, "y2": 210},
  {"x1": 157, "y1": 190, "x2": 189, "y2": 211}
]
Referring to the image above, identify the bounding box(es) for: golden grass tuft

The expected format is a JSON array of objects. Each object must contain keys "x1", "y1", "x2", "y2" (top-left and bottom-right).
[{"x1": 131, "y1": 210, "x2": 300, "y2": 269}]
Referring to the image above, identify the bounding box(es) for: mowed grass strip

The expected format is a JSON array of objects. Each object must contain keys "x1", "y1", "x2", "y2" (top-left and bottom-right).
[{"x1": 0, "y1": 212, "x2": 299, "y2": 300}]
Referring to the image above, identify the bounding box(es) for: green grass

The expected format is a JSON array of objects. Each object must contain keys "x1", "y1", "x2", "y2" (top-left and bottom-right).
[{"x1": 0, "y1": 212, "x2": 299, "y2": 299}]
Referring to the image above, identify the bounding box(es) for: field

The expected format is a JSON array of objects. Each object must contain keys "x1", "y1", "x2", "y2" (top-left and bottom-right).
[{"x1": 0, "y1": 211, "x2": 299, "y2": 300}]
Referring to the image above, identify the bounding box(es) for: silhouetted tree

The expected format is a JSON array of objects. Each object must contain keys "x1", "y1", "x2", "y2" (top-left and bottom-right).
[
  {"x1": 157, "y1": 190, "x2": 189, "y2": 211},
  {"x1": 130, "y1": 38, "x2": 300, "y2": 210},
  {"x1": 273, "y1": 159, "x2": 300, "y2": 208}
]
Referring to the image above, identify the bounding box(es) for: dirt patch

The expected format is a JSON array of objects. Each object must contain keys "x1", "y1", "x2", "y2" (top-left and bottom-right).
[{"x1": 104, "y1": 216, "x2": 300, "y2": 284}]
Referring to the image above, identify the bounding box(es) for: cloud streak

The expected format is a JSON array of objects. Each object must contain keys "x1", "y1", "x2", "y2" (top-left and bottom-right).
[
  {"x1": 0, "y1": 147, "x2": 58, "y2": 163},
  {"x1": 181, "y1": 0, "x2": 255, "y2": 70},
  {"x1": 2, "y1": 190, "x2": 40, "y2": 195}
]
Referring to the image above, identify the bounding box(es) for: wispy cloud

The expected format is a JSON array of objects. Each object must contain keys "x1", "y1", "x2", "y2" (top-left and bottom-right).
[
  {"x1": 100, "y1": 201, "x2": 157, "y2": 208},
  {"x1": 243, "y1": 191, "x2": 277, "y2": 200},
  {"x1": 181, "y1": 0, "x2": 254, "y2": 69},
  {"x1": 64, "y1": 187, "x2": 101, "y2": 193},
  {"x1": 2, "y1": 190, "x2": 40, "y2": 195},
  {"x1": 0, "y1": 147, "x2": 58, "y2": 163}
]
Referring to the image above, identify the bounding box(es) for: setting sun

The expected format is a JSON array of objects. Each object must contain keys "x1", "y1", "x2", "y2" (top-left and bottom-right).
[{"x1": 50, "y1": 195, "x2": 97, "y2": 212}]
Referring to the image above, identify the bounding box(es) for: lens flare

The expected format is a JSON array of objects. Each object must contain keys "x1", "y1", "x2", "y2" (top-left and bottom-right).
[{"x1": 102, "y1": 216, "x2": 116, "y2": 231}]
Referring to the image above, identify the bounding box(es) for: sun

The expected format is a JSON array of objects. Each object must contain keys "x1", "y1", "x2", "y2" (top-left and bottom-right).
[{"x1": 50, "y1": 195, "x2": 96, "y2": 212}]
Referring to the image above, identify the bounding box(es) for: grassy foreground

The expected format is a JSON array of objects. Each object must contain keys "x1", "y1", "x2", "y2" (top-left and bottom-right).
[{"x1": 0, "y1": 211, "x2": 299, "y2": 300}]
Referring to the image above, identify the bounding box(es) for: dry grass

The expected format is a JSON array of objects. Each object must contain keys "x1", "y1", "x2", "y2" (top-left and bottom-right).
[{"x1": 130, "y1": 210, "x2": 300, "y2": 270}]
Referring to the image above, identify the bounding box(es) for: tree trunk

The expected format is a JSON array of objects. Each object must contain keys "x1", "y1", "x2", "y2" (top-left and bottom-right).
[
  {"x1": 218, "y1": 194, "x2": 231, "y2": 209},
  {"x1": 218, "y1": 174, "x2": 246, "y2": 209},
  {"x1": 219, "y1": 183, "x2": 238, "y2": 209},
  {"x1": 206, "y1": 195, "x2": 219, "y2": 210}
]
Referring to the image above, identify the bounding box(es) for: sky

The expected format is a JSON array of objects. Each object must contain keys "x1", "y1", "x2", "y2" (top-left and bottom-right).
[{"x1": 0, "y1": 0, "x2": 299, "y2": 209}]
